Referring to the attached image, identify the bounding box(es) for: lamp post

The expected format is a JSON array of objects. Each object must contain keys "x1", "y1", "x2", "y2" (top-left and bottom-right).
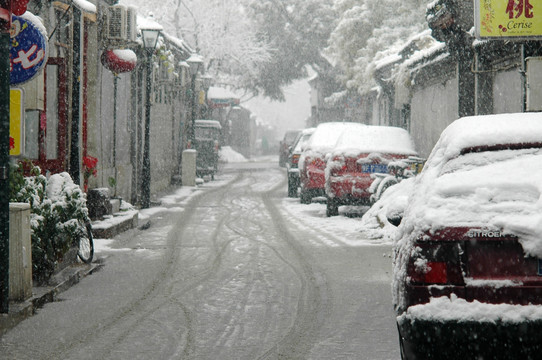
[
  {"x1": 186, "y1": 54, "x2": 203, "y2": 147},
  {"x1": 140, "y1": 27, "x2": 161, "y2": 209},
  {"x1": 201, "y1": 74, "x2": 213, "y2": 119}
]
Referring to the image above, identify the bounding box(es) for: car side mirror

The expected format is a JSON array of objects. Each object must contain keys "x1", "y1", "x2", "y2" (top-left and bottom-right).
[{"x1": 387, "y1": 216, "x2": 402, "y2": 227}]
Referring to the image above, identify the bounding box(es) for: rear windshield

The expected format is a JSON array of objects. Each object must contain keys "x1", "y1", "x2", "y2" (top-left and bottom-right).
[
  {"x1": 440, "y1": 147, "x2": 542, "y2": 176},
  {"x1": 284, "y1": 131, "x2": 300, "y2": 144},
  {"x1": 309, "y1": 124, "x2": 350, "y2": 150},
  {"x1": 335, "y1": 126, "x2": 416, "y2": 154},
  {"x1": 196, "y1": 127, "x2": 220, "y2": 139},
  {"x1": 294, "y1": 133, "x2": 313, "y2": 152}
]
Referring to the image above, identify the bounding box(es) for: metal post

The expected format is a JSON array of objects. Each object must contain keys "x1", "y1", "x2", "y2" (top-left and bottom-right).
[
  {"x1": 113, "y1": 74, "x2": 118, "y2": 189},
  {"x1": 0, "y1": 13, "x2": 10, "y2": 314},
  {"x1": 141, "y1": 50, "x2": 152, "y2": 208}
]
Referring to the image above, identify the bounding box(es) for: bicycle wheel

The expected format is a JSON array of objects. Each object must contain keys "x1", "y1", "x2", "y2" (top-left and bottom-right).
[{"x1": 78, "y1": 220, "x2": 94, "y2": 264}]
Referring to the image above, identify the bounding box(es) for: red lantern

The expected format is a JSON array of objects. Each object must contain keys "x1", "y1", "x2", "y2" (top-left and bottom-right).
[
  {"x1": 101, "y1": 49, "x2": 137, "y2": 74},
  {"x1": 11, "y1": 0, "x2": 28, "y2": 16}
]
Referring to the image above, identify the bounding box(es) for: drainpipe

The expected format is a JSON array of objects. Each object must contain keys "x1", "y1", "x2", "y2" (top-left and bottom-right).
[
  {"x1": 521, "y1": 43, "x2": 526, "y2": 113},
  {"x1": 69, "y1": 6, "x2": 82, "y2": 184}
]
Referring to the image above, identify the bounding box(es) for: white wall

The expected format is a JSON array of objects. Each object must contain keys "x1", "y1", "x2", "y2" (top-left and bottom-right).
[
  {"x1": 410, "y1": 77, "x2": 458, "y2": 158},
  {"x1": 493, "y1": 70, "x2": 523, "y2": 114}
]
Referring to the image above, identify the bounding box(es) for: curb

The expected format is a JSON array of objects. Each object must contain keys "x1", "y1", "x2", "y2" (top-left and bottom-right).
[{"x1": 0, "y1": 262, "x2": 102, "y2": 337}]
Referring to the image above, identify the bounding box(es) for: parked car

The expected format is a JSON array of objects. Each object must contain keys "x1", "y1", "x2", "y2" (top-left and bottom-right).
[
  {"x1": 279, "y1": 130, "x2": 301, "y2": 167},
  {"x1": 325, "y1": 125, "x2": 417, "y2": 216},
  {"x1": 286, "y1": 128, "x2": 315, "y2": 197},
  {"x1": 299, "y1": 122, "x2": 365, "y2": 204},
  {"x1": 193, "y1": 119, "x2": 222, "y2": 180},
  {"x1": 392, "y1": 113, "x2": 542, "y2": 359}
]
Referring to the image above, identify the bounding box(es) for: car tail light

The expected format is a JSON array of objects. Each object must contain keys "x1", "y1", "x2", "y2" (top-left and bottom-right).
[
  {"x1": 214, "y1": 140, "x2": 219, "y2": 152},
  {"x1": 410, "y1": 261, "x2": 448, "y2": 284},
  {"x1": 408, "y1": 242, "x2": 464, "y2": 285},
  {"x1": 311, "y1": 157, "x2": 326, "y2": 169},
  {"x1": 329, "y1": 156, "x2": 347, "y2": 176}
]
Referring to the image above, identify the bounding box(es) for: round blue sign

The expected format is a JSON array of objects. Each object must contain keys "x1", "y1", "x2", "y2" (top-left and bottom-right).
[{"x1": 10, "y1": 14, "x2": 48, "y2": 85}]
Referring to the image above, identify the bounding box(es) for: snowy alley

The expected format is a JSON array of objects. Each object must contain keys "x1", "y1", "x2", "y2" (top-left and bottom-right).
[{"x1": 0, "y1": 159, "x2": 399, "y2": 360}]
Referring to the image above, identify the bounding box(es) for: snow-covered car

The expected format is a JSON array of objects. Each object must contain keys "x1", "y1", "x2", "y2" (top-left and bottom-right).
[
  {"x1": 299, "y1": 122, "x2": 365, "y2": 204},
  {"x1": 286, "y1": 128, "x2": 315, "y2": 197},
  {"x1": 393, "y1": 113, "x2": 542, "y2": 359},
  {"x1": 358, "y1": 177, "x2": 415, "y2": 243},
  {"x1": 279, "y1": 130, "x2": 301, "y2": 167},
  {"x1": 325, "y1": 125, "x2": 417, "y2": 216},
  {"x1": 194, "y1": 120, "x2": 222, "y2": 180}
]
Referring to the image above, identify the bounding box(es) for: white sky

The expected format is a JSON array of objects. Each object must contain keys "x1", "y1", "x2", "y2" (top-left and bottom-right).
[{"x1": 242, "y1": 78, "x2": 312, "y2": 136}]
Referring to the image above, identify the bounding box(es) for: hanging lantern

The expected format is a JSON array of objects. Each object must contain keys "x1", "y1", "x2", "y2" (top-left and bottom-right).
[{"x1": 101, "y1": 49, "x2": 137, "y2": 74}]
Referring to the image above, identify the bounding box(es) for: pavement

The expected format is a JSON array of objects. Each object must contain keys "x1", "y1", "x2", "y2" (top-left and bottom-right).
[
  {"x1": 0, "y1": 208, "x2": 140, "y2": 337},
  {"x1": 0, "y1": 163, "x2": 246, "y2": 336}
]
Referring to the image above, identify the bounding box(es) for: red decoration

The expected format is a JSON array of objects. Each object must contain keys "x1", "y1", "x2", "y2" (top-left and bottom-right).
[
  {"x1": 83, "y1": 155, "x2": 98, "y2": 192},
  {"x1": 11, "y1": 0, "x2": 29, "y2": 16},
  {"x1": 101, "y1": 49, "x2": 137, "y2": 74}
]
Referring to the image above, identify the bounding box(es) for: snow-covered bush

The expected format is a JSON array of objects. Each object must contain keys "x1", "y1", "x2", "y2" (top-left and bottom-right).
[{"x1": 10, "y1": 161, "x2": 90, "y2": 283}]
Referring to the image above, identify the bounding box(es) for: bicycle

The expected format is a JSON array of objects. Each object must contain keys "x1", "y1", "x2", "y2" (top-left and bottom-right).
[{"x1": 75, "y1": 219, "x2": 94, "y2": 264}]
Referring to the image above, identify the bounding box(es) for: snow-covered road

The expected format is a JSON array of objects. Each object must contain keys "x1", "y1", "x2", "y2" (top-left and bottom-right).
[{"x1": 1, "y1": 160, "x2": 399, "y2": 359}]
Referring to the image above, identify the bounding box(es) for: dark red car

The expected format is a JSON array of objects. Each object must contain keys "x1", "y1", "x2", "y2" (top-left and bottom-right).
[
  {"x1": 286, "y1": 128, "x2": 315, "y2": 197},
  {"x1": 325, "y1": 125, "x2": 417, "y2": 216},
  {"x1": 279, "y1": 130, "x2": 301, "y2": 167},
  {"x1": 299, "y1": 122, "x2": 364, "y2": 204},
  {"x1": 393, "y1": 113, "x2": 542, "y2": 359}
]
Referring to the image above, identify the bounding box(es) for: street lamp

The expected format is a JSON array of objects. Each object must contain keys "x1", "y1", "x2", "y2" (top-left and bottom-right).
[
  {"x1": 186, "y1": 54, "x2": 203, "y2": 147},
  {"x1": 201, "y1": 74, "x2": 213, "y2": 118},
  {"x1": 140, "y1": 27, "x2": 161, "y2": 209}
]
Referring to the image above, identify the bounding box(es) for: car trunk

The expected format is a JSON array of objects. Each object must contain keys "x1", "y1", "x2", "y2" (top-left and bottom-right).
[{"x1": 408, "y1": 228, "x2": 542, "y2": 306}]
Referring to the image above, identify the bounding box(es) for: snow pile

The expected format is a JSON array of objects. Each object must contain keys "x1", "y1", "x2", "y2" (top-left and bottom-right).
[
  {"x1": 299, "y1": 122, "x2": 365, "y2": 171},
  {"x1": 219, "y1": 146, "x2": 247, "y2": 163},
  {"x1": 399, "y1": 295, "x2": 542, "y2": 323},
  {"x1": 358, "y1": 177, "x2": 415, "y2": 243},
  {"x1": 330, "y1": 125, "x2": 417, "y2": 156}
]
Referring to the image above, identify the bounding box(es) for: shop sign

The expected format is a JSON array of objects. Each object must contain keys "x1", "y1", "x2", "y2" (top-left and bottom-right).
[
  {"x1": 9, "y1": 88, "x2": 24, "y2": 156},
  {"x1": 475, "y1": 0, "x2": 542, "y2": 39},
  {"x1": 10, "y1": 14, "x2": 47, "y2": 85}
]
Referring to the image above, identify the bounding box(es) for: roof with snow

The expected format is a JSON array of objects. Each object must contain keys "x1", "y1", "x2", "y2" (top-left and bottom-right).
[{"x1": 207, "y1": 86, "x2": 240, "y2": 108}]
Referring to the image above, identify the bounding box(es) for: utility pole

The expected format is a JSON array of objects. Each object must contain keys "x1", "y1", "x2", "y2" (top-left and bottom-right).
[
  {"x1": 0, "y1": 0, "x2": 30, "y2": 314},
  {"x1": 0, "y1": 0, "x2": 10, "y2": 314}
]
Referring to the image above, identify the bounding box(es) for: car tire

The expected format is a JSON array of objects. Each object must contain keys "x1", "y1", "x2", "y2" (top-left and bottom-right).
[
  {"x1": 300, "y1": 190, "x2": 311, "y2": 204},
  {"x1": 287, "y1": 174, "x2": 298, "y2": 198},
  {"x1": 326, "y1": 197, "x2": 339, "y2": 217},
  {"x1": 397, "y1": 323, "x2": 408, "y2": 360}
]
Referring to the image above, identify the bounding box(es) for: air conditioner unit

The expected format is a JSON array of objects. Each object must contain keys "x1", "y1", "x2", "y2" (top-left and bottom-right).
[
  {"x1": 126, "y1": 6, "x2": 137, "y2": 42},
  {"x1": 107, "y1": 5, "x2": 127, "y2": 41}
]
